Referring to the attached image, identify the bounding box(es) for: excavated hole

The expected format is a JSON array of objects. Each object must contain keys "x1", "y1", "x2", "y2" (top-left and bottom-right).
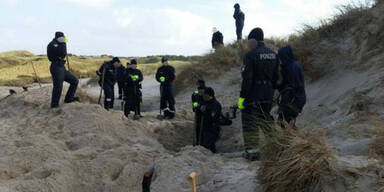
[
  {"x1": 153, "y1": 115, "x2": 244, "y2": 153},
  {"x1": 154, "y1": 121, "x2": 194, "y2": 152}
]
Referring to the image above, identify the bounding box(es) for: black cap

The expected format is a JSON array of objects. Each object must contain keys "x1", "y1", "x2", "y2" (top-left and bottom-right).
[
  {"x1": 248, "y1": 28, "x2": 264, "y2": 41},
  {"x1": 205, "y1": 87, "x2": 215, "y2": 97},
  {"x1": 112, "y1": 57, "x2": 120, "y2": 63},
  {"x1": 161, "y1": 57, "x2": 168, "y2": 63},
  {"x1": 129, "y1": 59, "x2": 137, "y2": 65},
  {"x1": 55, "y1": 31, "x2": 65, "y2": 39},
  {"x1": 197, "y1": 80, "x2": 205, "y2": 89},
  {"x1": 234, "y1": 3, "x2": 240, "y2": 9}
]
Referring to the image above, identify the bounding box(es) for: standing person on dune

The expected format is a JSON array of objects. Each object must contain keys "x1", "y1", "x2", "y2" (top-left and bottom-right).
[
  {"x1": 156, "y1": 57, "x2": 176, "y2": 119},
  {"x1": 233, "y1": 3, "x2": 245, "y2": 40},
  {"x1": 97, "y1": 57, "x2": 122, "y2": 110},
  {"x1": 123, "y1": 59, "x2": 143, "y2": 119},
  {"x1": 47, "y1": 31, "x2": 79, "y2": 108},
  {"x1": 211, "y1": 27, "x2": 224, "y2": 49}
]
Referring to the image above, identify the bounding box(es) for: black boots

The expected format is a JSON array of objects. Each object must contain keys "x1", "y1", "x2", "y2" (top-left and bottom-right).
[{"x1": 64, "y1": 97, "x2": 80, "y2": 104}]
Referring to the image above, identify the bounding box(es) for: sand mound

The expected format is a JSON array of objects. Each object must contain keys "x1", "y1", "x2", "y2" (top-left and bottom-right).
[
  {"x1": 0, "y1": 86, "x2": 259, "y2": 192},
  {"x1": 0, "y1": 87, "x2": 165, "y2": 191}
]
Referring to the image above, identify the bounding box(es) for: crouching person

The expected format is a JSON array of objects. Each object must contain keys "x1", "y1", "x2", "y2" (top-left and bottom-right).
[
  {"x1": 124, "y1": 59, "x2": 143, "y2": 119},
  {"x1": 200, "y1": 87, "x2": 222, "y2": 153}
]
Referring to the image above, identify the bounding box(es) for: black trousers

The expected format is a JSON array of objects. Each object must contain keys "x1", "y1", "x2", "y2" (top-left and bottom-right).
[
  {"x1": 278, "y1": 104, "x2": 301, "y2": 129},
  {"x1": 202, "y1": 130, "x2": 218, "y2": 153},
  {"x1": 194, "y1": 112, "x2": 202, "y2": 145},
  {"x1": 160, "y1": 85, "x2": 175, "y2": 112},
  {"x1": 103, "y1": 83, "x2": 115, "y2": 110},
  {"x1": 50, "y1": 63, "x2": 79, "y2": 108},
  {"x1": 241, "y1": 103, "x2": 273, "y2": 152},
  {"x1": 124, "y1": 87, "x2": 141, "y2": 116},
  {"x1": 117, "y1": 81, "x2": 124, "y2": 97},
  {"x1": 236, "y1": 23, "x2": 244, "y2": 40}
]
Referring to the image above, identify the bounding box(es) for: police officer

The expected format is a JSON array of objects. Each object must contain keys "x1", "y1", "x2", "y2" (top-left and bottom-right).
[
  {"x1": 116, "y1": 61, "x2": 126, "y2": 100},
  {"x1": 191, "y1": 80, "x2": 206, "y2": 145},
  {"x1": 47, "y1": 31, "x2": 79, "y2": 108},
  {"x1": 277, "y1": 45, "x2": 306, "y2": 128},
  {"x1": 156, "y1": 57, "x2": 176, "y2": 119},
  {"x1": 238, "y1": 28, "x2": 279, "y2": 161},
  {"x1": 211, "y1": 28, "x2": 224, "y2": 49},
  {"x1": 97, "y1": 57, "x2": 121, "y2": 110},
  {"x1": 124, "y1": 59, "x2": 143, "y2": 119},
  {"x1": 233, "y1": 3, "x2": 245, "y2": 40},
  {"x1": 200, "y1": 87, "x2": 222, "y2": 153}
]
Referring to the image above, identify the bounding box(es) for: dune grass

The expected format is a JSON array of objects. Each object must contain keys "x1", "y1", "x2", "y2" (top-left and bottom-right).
[
  {"x1": 172, "y1": 39, "x2": 288, "y2": 93},
  {"x1": 286, "y1": 1, "x2": 377, "y2": 81},
  {"x1": 256, "y1": 121, "x2": 343, "y2": 192}
]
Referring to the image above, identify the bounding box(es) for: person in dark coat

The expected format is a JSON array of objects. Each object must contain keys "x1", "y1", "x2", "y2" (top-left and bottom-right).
[
  {"x1": 238, "y1": 27, "x2": 279, "y2": 161},
  {"x1": 97, "y1": 57, "x2": 121, "y2": 110},
  {"x1": 156, "y1": 57, "x2": 176, "y2": 119},
  {"x1": 123, "y1": 59, "x2": 143, "y2": 119},
  {"x1": 200, "y1": 87, "x2": 222, "y2": 153},
  {"x1": 116, "y1": 62, "x2": 126, "y2": 100},
  {"x1": 211, "y1": 28, "x2": 224, "y2": 49},
  {"x1": 233, "y1": 3, "x2": 245, "y2": 40},
  {"x1": 191, "y1": 80, "x2": 206, "y2": 145},
  {"x1": 277, "y1": 45, "x2": 306, "y2": 128},
  {"x1": 47, "y1": 31, "x2": 79, "y2": 108}
]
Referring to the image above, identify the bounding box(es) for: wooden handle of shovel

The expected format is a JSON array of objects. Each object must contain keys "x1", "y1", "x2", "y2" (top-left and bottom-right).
[
  {"x1": 189, "y1": 172, "x2": 197, "y2": 192},
  {"x1": 66, "y1": 55, "x2": 71, "y2": 72}
]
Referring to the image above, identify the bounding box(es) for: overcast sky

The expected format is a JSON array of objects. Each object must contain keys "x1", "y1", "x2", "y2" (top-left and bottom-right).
[{"x1": 0, "y1": 0, "x2": 367, "y2": 56}]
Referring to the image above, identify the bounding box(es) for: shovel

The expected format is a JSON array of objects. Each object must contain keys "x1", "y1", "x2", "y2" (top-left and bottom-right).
[
  {"x1": 156, "y1": 85, "x2": 164, "y2": 120},
  {"x1": 188, "y1": 172, "x2": 198, "y2": 192},
  {"x1": 142, "y1": 165, "x2": 155, "y2": 192}
]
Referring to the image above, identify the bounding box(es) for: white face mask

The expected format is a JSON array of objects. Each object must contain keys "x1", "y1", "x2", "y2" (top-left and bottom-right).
[
  {"x1": 128, "y1": 65, "x2": 137, "y2": 69},
  {"x1": 57, "y1": 37, "x2": 68, "y2": 43},
  {"x1": 113, "y1": 62, "x2": 121, "y2": 68}
]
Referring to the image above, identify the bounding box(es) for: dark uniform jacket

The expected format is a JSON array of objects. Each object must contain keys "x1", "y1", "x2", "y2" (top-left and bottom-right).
[
  {"x1": 233, "y1": 9, "x2": 245, "y2": 27},
  {"x1": 47, "y1": 39, "x2": 67, "y2": 66},
  {"x1": 97, "y1": 61, "x2": 117, "y2": 86},
  {"x1": 124, "y1": 68, "x2": 143, "y2": 89},
  {"x1": 211, "y1": 31, "x2": 224, "y2": 48},
  {"x1": 116, "y1": 66, "x2": 126, "y2": 83},
  {"x1": 240, "y1": 42, "x2": 279, "y2": 104},
  {"x1": 156, "y1": 65, "x2": 175, "y2": 86},
  {"x1": 201, "y1": 98, "x2": 222, "y2": 136},
  {"x1": 192, "y1": 91, "x2": 204, "y2": 112},
  {"x1": 278, "y1": 46, "x2": 306, "y2": 112}
]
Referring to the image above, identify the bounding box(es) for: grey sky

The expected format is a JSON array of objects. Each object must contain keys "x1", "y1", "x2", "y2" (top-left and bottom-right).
[{"x1": 0, "y1": 0, "x2": 368, "y2": 56}]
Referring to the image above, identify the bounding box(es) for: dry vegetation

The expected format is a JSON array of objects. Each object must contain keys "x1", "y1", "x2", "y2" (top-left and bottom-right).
[
  {"x1": 0, "y1": 51, "x2": 193, "y2": 86},
  {"x1": 287, "y1": 0, "x2": 383, "y2": 80},
  {"x1": 258, "y1": 127, "x2": 343, "y2": 192},
  {"x1": 173, "y1": 38, "x2": 288, "y2": 93}
]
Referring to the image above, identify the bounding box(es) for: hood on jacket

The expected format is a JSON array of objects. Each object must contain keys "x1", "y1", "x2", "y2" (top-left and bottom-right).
[
  {"x1": 55, "y1": 31, "x2": 65, "y2": 39},
  {"x1": 278, "y1": 45, "x2": 295, "y2": 66}
]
